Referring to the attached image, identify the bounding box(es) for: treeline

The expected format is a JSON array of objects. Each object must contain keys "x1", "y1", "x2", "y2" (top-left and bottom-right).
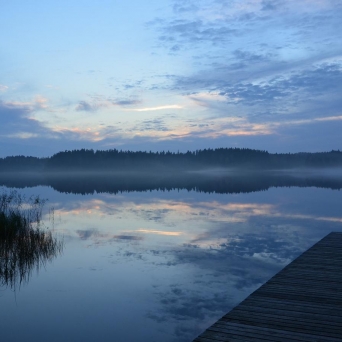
[
  {"x1": 0, "y1": 148, "x2": 342, "y2": 172},
  {"x1": 0, "y1": 156, "x2": 47, "y2": 171}
]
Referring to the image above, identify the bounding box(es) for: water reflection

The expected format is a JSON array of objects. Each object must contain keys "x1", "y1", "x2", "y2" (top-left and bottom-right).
[
  {"x1": 0, "y1": 175, "x2": 341, "y2": 342},
  {"x1": 0, "y1": 169, "x2": 341, "y2": 194},
  {"x1": 44, "y1": 184, "x2": 342, "y2": 341},
  {"x1": 0, "y1": 191, "x2": 63, "y2": 290}
]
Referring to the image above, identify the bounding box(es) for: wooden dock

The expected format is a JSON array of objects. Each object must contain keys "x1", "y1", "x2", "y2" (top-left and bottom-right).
[{"x1": 193, "y1": 232, "x2": 342, "y2": 341}]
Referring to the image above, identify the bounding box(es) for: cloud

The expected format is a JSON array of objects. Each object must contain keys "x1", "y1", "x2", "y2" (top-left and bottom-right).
[
  {"x1": 75, "y1": 101, "x2": 97, "y2": 112},
  {"x1": 1, "y1": 96, "x2": 49, "y2": 111},
  {"x1": 132, "y1": 105, "x2": 183, "y2": 112},
  {"x1": 75, "y1": 98, "x2": 141, "y2": 112},
  {"x1": 229, "y1": 49, "x2": 274, "y2": 69},
  {"x1": 159, "y1": 19, "x2": 237, "y2": 46},
  {"x1": 0, "y1": 97, "x2": 81, "y2": 156},
  {"x1": 52, "y1": 126, "x2": 104, "y2": 142},
  {"x1": 0, "y1": 98, "x2": 50, "y2": 137},
  {"x1": 133, "y1": 117, "x2": 172, "y2": 132},
  {"x1": 171, "y1": 62, "x2": 342, "y2": 135},
  {"x1": 58, "y1": 115, "x2": 265, "y2": 145},
  {"x1": 0, "y1": 97, "x2": 115, "y2": 153},
  {"x1": 151, "y1": 0, "x2": 342, "y2": 72},
  {"x1": 115, "y1": 99, "x2": 141, "y2": 106},
  {"x1": 178, "y1": 62, "x2": 342, "y2": 103},
  {"x1": 173, "y1": 2, "x2": 199, "y2": 14},
  {"x1": 260, "y1": 0, "x2": 283, "y2": 11},
  {"x1": 0, "y1": 85, "x2": 8, "y2": 92}
]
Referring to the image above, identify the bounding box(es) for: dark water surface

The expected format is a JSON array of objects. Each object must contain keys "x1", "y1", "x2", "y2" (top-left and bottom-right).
[{"x1": 0, "y1": 171, "x2": 342, "y2": 342}]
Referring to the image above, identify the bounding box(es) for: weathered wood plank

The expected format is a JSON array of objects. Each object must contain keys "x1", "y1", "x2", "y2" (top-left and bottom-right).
[
  {"x1": 222, "y1": 313, "x2": 342, "y2": 336},
  {"x1": 255, "y1": 284, "x2": 342, "y2": 294},
  {"x1": 236, "y1": 304, "x2": 342, "y2": 319},
  {"x1": 193, "y1": 232, "x2": 342, "y2": 341},
  {"x1": 267, "y1": 275, "x2": 342, "y2": 283},
  {"x1": 243, "y1": 296, "x2": 342, "y2": 312},
  {"x1": 229, "y1": 306, "x2": 342, "y2": 325},
  {"x1": 220, "y1": 316, "x2": 342, "y2": 338},
  {"x1": 205, "y1": 321, "x2": 342, "y2": 341}
]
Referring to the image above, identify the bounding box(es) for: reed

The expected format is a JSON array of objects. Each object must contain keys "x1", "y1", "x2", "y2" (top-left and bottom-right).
[{"x1": 0, "y1": 190, "x2": 63, "y2": 289}]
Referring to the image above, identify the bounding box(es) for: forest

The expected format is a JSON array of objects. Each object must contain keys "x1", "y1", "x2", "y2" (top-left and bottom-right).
[{"x1": 0, "y1": 148, "x2": 342, "y2": 172}]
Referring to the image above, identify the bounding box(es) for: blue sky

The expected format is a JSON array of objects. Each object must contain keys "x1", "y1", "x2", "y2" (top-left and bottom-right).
[{"x1": 1, "y1": 0, "x2": 342, "y2": 157}]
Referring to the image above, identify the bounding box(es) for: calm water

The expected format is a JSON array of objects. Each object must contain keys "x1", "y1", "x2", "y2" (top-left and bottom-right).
[{"x1": 1, "y1": 171, "x2": 342, "y2": 342}]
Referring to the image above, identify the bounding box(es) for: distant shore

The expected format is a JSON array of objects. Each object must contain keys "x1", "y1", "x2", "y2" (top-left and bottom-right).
[{"x1": 1, "y1": 148, "x2": 342, "y2": 172}]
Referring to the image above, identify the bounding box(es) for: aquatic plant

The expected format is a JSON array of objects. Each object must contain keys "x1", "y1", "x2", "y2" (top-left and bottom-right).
[{"x1": 0, "y1": 190, "x2": 63, "y2": 290}]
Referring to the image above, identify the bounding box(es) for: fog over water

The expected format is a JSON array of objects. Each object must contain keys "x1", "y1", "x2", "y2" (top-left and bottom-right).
[{"x1": 0, "y1": 171, "x2": 342, "y2": 342}]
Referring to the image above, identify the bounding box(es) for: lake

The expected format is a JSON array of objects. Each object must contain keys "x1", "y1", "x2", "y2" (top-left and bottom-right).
[{"x1": 1, "y1": 170, "x2": 342, "y2": 342}]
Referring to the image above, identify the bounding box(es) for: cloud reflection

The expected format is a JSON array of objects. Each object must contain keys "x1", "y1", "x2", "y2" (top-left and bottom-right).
[
  {"x1": 53, "y1": 195, "x2": 342, "y2": 246},
  {"x1": 137, "y1": 229, "x2": 183, "y2": 236},
  {"x1": 40, "y1": 185, "x2": 342, "y2": 341}
]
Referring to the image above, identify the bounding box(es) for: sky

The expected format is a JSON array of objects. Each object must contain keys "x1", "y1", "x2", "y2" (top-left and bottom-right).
[{"x1": 1, "y1": 0, "x2": 342, "y2": 157}]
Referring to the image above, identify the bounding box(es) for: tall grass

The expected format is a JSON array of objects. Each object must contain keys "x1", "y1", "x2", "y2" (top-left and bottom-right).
[{"x1": 0, "y1": 190, "x2": 63, "y2": 290}]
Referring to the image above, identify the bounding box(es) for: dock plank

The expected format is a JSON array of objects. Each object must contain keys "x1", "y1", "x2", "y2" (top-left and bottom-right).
[{"x1": 193, "y1": 232, "x2": 342, "y2": 341}]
